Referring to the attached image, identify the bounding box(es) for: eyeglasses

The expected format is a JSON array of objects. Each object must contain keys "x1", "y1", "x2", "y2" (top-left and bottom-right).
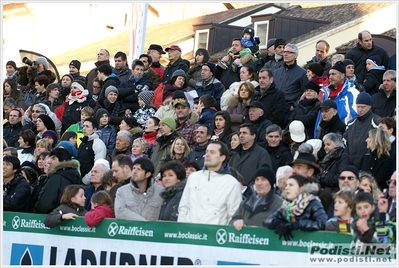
[
  {"x1": 387, "y1": 180, "x2": 396, "y2": 186},
  {"x1": 339, "y1": 176, "x2": 356, "y2": 181},
  {"x1": 32, "y1": 110, "x2": 44, "y2": 114},
  {"x1": 283, "y1": 51, "x2": 296, "y2": 54}
]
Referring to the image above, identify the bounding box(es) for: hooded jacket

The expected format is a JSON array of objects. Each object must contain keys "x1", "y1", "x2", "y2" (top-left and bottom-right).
[
  {"x1": 117, "y1": 76, "x2": 153, "y2": 113},
  {"x1": 372, "y1": 86, "x2": 396, "y2": 118},
  {"x1": 158, "y1": 179, "x2": 187, "y2": 221},
  {"x1": 177, "y1": 163, "x2": 242, "y2": 225},
  {"x1": 84, "y1": 204, "x2": 115, "y2": 227},
  {"x1": 114, "y1": 178, "x2": 164, "y2": 221},
  {"x1": 3, "y1": 173, "x2": 31, "y2": 212},
  {"x1": 362, "y1": 67, "x2": 385, "y2": 95},
  {"x1": 34, "y1": 160, "x2": 81, "y2": 214}
]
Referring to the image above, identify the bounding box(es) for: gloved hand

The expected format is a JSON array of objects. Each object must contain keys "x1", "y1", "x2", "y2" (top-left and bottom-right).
[{"x1": 274, "y1": 222, "x2": 294, "y2": 241}]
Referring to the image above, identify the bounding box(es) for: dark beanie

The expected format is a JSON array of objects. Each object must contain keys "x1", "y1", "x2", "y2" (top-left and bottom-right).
[
  {"x1": 243, "y1": 27, "x2": 255, "y2": 39},
  {"x1": 202, "y1": 62, "x2": 216, "y2": 76},
  {"x1": 342, "y1": 59, "x2": 354, "y2": 67},
  {"x1": 367, "y1": 55, "x2": 382, "y2": 66},
  {"x1": 331, "y1": 61, "x2": 346, "y2": 74},
  {"x1": 304, "y1": 81, "x2": 320, "y2": 94},
  {"x1": 6, "y1": 60, "x2": 17, "y2": 70},
  {"x1": 123, "y1": 116, "x2": 139, "y2": 128},
  {"x1": 172, "y1": 89, "x2": 186, "y2": 99},
  {"x1": 267, "y1": 38, "x2": 277, "y2": 49},
  {"x1": 307, "y1": 62, "x2": 324, "y2": 77},
  {"x1": 171, "y1": 69, "x2": 187, "y2": 81},
  {"x1": 96, "y1": 108, "x2": 110, "y2": 123},
  {"x1": 341, "y1": 165, "x2": 359, "y2": 179},
  {"x1": 62, "y1": 74, "x2": 74, "y2": 83},
  {"x1": 274, "y1": 38, "x2": 287, "y2": 48},
  {"x1": 69, "y1": 60, "x2": 81, "y2": 71},
  {"x1": 38, "y1": 114, "x2": 55, "y2": 131},
  {"x1": 98, "y1": 64, "x2": 113, "y2": 76},
  {"x1": 138, "y1": 90, "x2": 155, "y2": 105},
  {"x1": 42, "y1": 130, "x2": 58, "y2": 144},
  {"x1": 356, "y1": 91, "x2": 372, "y2": 106},
  {"x1": 254, "y1": 165, "x2": 276, "y2": 187}
]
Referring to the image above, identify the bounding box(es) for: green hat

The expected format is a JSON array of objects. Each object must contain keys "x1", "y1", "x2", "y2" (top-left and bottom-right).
[{"x1": 159, "y1": 117, "x2": 176, "y2": 132}]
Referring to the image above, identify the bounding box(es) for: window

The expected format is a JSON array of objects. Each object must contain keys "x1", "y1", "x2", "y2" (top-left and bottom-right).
[
  {"x1": 194, "y1": 29, "x2": 209, "y2": 52},
  {"x1": 255, "y1": 21, "x2": 269, "y2": 49}
]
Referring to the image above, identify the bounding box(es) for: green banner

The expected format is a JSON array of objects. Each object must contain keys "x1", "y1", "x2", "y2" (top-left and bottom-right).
[{"x1": 3, "y1": 212, "x2": 354, "y2": 253}]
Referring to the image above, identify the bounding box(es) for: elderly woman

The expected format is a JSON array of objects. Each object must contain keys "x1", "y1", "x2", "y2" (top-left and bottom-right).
[
  {"x1": 318, "y1": 132, "x2": 351, "y2": 195},
  {"x1": 230, "y1": 166, "x2": 283, "y2": 230},
  {"x1": 220, "y1": 64, "x2": 259, "y2": 111},
  {"x1": 264, "y1": 174, "x2": 328, "y2": 240},
  {"x1": 359, "y1": 128, "x2": 393, "y2": 191},
  {"x1": 158, "y1": 161, "x2": 187, "y2": 221},
  {"x1": 130, "y1": 138, "x2": 147, "y2": 162},
  {"x1": 225, "y1": 82, "x2": 256, "y2": 130}
]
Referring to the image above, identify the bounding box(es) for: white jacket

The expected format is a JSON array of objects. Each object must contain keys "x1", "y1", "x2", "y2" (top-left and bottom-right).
[
  {"x1": 177, "y1": 166, "x2": 242, "y2": 225},
  {"x1": 220, "y1": 80, "x2": 259, "y2": 111}
]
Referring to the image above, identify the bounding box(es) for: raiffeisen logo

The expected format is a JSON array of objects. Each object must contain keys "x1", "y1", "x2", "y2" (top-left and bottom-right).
[
  {"x1": 107, "y1": 222, "x2": 154, "y2": 237},
  {"x1": 12, "y1": 216, "x2": 49, "y2": 230},
  {"x1": 216, "y1": 229, "x2": 269, "y2": 246}
]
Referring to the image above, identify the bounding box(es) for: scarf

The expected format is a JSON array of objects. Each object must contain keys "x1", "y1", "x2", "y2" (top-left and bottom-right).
[
  {"x1": 319, "y1": 147, "x2": 341, "y2": 170},
  {"x1": 103, "y1": 99, "x2": 121, "y2": 117},
  {"x1": 143, "y1": 131, "x2": 158, "y2": 145},
  {"x1": 299, "y1": 98, "x2": 317, "y2": 107},
  {"x1": 274, "y1": 54, "x2": 283, "y2": 61},
  {"x1": 163, "y1": 83, "x2": 183, "y2": 102},
  {"x1": 214, "y1": 128, "x2": 224, "y2": 137},
  {"x1": 21, "y1": 147, "x2": 35, "y2": 154},
  {"x1": 68, "y1": 89, "x2": 89, "y2": 105},
  {"x1": 283, "y1": 193, "x2": 318, "y2": 221}
]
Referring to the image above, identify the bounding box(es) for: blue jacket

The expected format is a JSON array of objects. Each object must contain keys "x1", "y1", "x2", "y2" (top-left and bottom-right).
[
  {"x1": 195, "y1": 77, "x2": 225, "y2": 111},
  {"x1": 198, "y1": 107, "x2": 217, "y2": 127},
  {"x1": 314, "y1": 78, "x2": 359, "y2": 138},
  {"x1": 117, "y1": 76, "x2": 153, "y2": 113},
  {"x1": 98, "y1": 124, "x2": 117, "y2": 153}
]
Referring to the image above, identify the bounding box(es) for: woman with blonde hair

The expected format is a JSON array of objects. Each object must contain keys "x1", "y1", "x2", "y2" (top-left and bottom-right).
[
  {"x1": 358, "y1": 171, "x2": 381, "y2": 201},
  {"x1": 359, "y1": 128, "x2": 393, "y2": 191},
  {"x1": 225, "y1": 82, "x2": 255, "y2": 131},
  {"x1": 166, "y1": 136, "x2": 190, "y2": 162}
]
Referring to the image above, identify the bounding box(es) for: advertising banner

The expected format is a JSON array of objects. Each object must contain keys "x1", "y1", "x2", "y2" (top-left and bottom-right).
[{"x1": 2, "y1": 212, "x2": 396, "y2": 266}]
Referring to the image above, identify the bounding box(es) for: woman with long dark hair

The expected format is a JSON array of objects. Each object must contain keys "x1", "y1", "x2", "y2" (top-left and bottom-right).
[
  {"x1": 187, "y1": 48, "x2": 210, "y2": 91},
  {"x1": 211, "y1": 111, "x2": 233, "y2": 148}
]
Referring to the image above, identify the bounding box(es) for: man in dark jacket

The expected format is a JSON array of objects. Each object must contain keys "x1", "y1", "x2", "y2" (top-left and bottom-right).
[
  {"x1": 197, "y1": 94, "x2": 217, "y2": 126},
  {"x1": 229, "y1": 123, "x2": 272, "y2": 186},
  {"x1": 265, "y1": 124, "x2": 293, "y2": 173},
  {"x1": 113, "y1": 51, "x2": 132, "y2": 84},
  {"x1": 195, "y1": 62, "x2": 225, "y2": 110},
  {"x1": 86, "y1": 49, "x2": 112, "y2": 93},
  {"x1": 263, "y1": 38, "x2": 286, "y2": 74},
  {"x1": 230, "y1": 165, "x2": 283, "y2": 230},
  {"x1": 68, "y1": 60, "x2": 86, "y2": 83},
  {"x1": 186, "y1": 125, "x2": 212, "y2": 168},
  {"x1": 162, "y1": 45, "x2": 190, "y2": 83},
  {"x1": 117, "y1": 60, "x2": 153, "y2": 114},
  {"x1": 343, "y1": 91, "x2": 380, "y2": 168},
  {"x1": 303, "y1": 40, "x2": 332, "y2": 76},
  {"x1": 97, "y1": 64, "x2": 121, "y2": 106},
  {"x1": 246, "y1": 101, "x2": 272, "y2": 148},
  {"x1": 345, "y1": 30, "x2": 389, "y2": 83},
  {"x1": 251, "y1": 68, "x2": 287, "y2": 127},
  {"x1": 372, "y1": 70, "x2": 396, "y2": 117},
  {"x1": 34, "y1": 148, "x2": 81, "y2": 214},
  {"x1": 3, "y1": 155, "x2": 30, "y2": 212},
  {"x1": 4, "y1": 109, "x2": 23, "y2": 147}
]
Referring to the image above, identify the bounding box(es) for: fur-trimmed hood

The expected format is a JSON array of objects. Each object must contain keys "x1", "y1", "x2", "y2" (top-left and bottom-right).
[
  {"x1": 282, "y1": 181, "x2": 319, "y2": 199},
  {"x1": 225, "y1": 94, "x2": 251, "y2": 109},
  {"x1": 160, "y1": 179, "x2": 187, "y2": 199},
  {"x1": 129, "y1": 126, "x2": 143, "y2": 137},
  {"x1": 189, "y1": 110, "x2": 199, "y2": 125},
  {"x1": 47, "y1": 160, "x2": 79, "y2": 177}
]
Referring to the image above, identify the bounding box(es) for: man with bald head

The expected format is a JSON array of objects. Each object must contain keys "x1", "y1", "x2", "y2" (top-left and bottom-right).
[{"x1": 345, "y1": 30, "x2": 389, "y2": 83}]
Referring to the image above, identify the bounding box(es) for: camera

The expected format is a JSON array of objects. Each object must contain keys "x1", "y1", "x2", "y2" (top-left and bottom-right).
[
  {"x1": 22, "y1": 57, "x2": 38, "y2": 66},
  {"x1": 383, "y1": 188, "x2": 389, "y2": 199}
]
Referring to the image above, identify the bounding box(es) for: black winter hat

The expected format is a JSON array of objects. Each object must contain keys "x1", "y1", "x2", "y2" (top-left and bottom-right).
[
  {"x1": 69, "y1": 60, "x2": 81, "y2": 71},
  {"x1": 331, "y1": 61, "x2": 346, "y2": 74},
  {"x1": 172, "y1": 90, "x2": 186, "y2": 99},
  {"x1": 266, "y1": 38, "x2": 277, "y2": 49},
  {"x1": 304, "y1": 81, "x2": 320, "y2": 94},
  {"x1": 254, "y1": 165, "x2": 276, "y2": 188},
  {"x1": 243, "y1": 27, "x2": 255, "y2": 39},
  {"x1": 6, "y1": 60, "x2": 17, "y2": 70},
  {"x1": 98, "y1": 64, "x2": 113, "y2": 76},
  {"x1": 367, "y1": 55, "x2": 382, "y2": 66},
  {"x1": 202, "y1": 62, "x2": 216, "y2": 76},
  {"x1": 342, "y1": 59, "x2": 355, "y2": 67},
  {"x1": 274, "y1": 38, "x2": 287, "y2": 48},
  {"x1": 307, "y1": 62, "x2": 325, "y2": 77},
  {"x1": 38, "y1": 114, "x2": 56, "y2": 132},
  {"x1": 96, "y1": 108, "x2": 110, "y2": 123},
  {"x1": 356, "y1": 91, "x2": 372, "y2": 106},
  {"x1": 341, "y1": 165, "x2": 359, "y2": 179}
]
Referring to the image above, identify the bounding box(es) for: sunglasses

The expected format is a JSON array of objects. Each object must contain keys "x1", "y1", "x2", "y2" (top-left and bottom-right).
[
  {"x1": 32, "y1": 110, "x2": 44, "y2": 114},
  {"x1": 386, "y1": 180, "x2": 396, "y2": 186},
  {"x1": 339, "y1": 176, "x2": 356, "y2": 181}
]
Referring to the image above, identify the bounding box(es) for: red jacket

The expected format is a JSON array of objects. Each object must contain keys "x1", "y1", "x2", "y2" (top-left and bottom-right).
[{"x1": 84, "y1": 204, "x2": 114, "y2": 227}]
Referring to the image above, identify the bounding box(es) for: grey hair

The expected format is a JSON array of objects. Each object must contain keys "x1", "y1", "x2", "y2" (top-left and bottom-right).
[
  {"x1": 285, "y1": 43, "x2": 299, "y2": 54},
  {"x1": 298, "y1": 143, "x2": 313, "y2": 154},
  {"x1": 94, "y1": 159, "x2": 110, "y2": 172},
  {"x1": 266, "y1": 124, "x2": 282, "y2": 135},
  {"x1": 383, "y1": 70, "x2": 396, "y2": 77},
  {"x1": 133, "y1": 137, "x2": 147, "y2": 151},
  {"x1": 323, "y1": 132, "x2": 344, "y2": 148},
  {"x1": 4, "y1": 98, "x2": 17, "y2": 108},
  {"x1": 276, "y1": 165, "x2": 293, "y2": 182},
  {"x1": 117, "y1": 130, "x2": 133, "y2": 143}
]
